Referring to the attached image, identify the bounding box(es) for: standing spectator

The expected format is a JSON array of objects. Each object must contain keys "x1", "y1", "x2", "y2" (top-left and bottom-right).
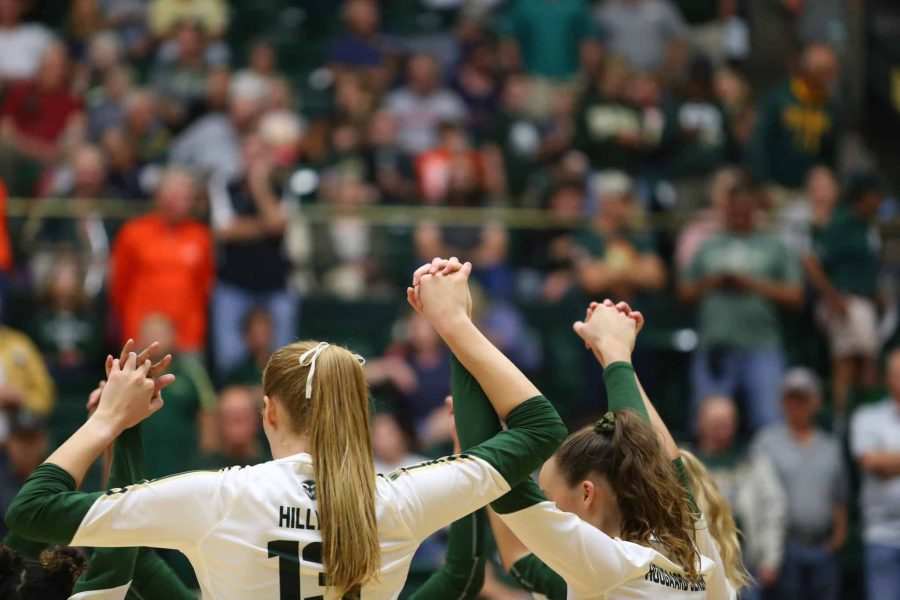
[
  {"x1": 679, "y1": 186, "x2": 803, "y2": 431},
  {"x1": 110, "y1": 168, "x2": 214, "y2": 353},
  {"x1": 209, "y1": 134, "x2": 297, "y2": 376},
  {"x1": 0, "y1": 0, "x2": 53, "y2": 82},
  {"x1": 695, "y1": 394, "x2": 786, "y2": 599},
  {"x1": 749, "y1": 43, "x2": 840, "y2": 195},
  {"x1": 0, "y1": 410, "x2": 48, "y2": 539},
  {"x1": 594, "y1": 0, "x2": 688, "y2": 79},
  {"x1": 574, "y1": 172, "x2": 666, "y2": 302},
  {"x1": 496, "y1": 0, "x2": 601, "y2": 117},
  {"x1": 224, "y1": 308, "x2": 274, "y2": 387},
  {"x1": 851, "y1": 348, "x2": 900, "y2": 600},
  {"x1": 752, "y1": 368, "x2": 848, "y2": 600},
  {"x1": 779, "y1": 165, "x2": 839, "y2": 257},
  {"x1": 193, "y1": 386, "x2": 268, "y2": 470},
  {"x1": 680, "y1": 183, "x2": 804, "y2": 431},
  {"x1": 805, "y1": 175, "x2": 884, "y2": 420},
  {"x1": 383, "y1": 53, "x2": 466, "y2": 156},
  {"x1": 0, "y1": 323, "x2": 54, "y2": 430},
  {"x1": 0, "y1": 42, "x2": 85, "y2": 194}
]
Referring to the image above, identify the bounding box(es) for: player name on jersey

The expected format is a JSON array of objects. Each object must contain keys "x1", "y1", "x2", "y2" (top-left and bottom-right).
[
  {"x1": 644, "y1": 564, "x2": 706, "y2": 592},
  {"x1": 279, "y1": 506, "x2": 320, "y2": 530}
]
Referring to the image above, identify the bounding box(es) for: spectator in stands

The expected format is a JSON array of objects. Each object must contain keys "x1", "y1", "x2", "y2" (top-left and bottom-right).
[
  {"x1": 496, "y1": 0, "x2": 600, "y2": 117},
  {"x1": 209, "y1": 133, "x2": 297, "y2": 376},
  {"x1": 749, "y1": 43, "x2": 840, "y2": 195},
  {"x1": 851, "y1": 348, "x2": 900, "y2": 600},
  {"x1": 450, "y1": 39, "x2": 501, "y2": 142},
  {"x1": 0, "y1": 322, "x2": 54, "y2": 431},
  {"x1": 805, "y1": 175, "x2": 884, "y2": 422},
  {"x1": 169, "y1": 76, "x2": 264, "y2": 180},
  {"x1": 372, "y1": 409, "x2": 425, "y2": 474},
  {"x1": 224, "y1": 308, "x2": 274, "y2": 387},
  {"x1": 149, "y1": 0, "x2": 227, "y2": 40},
  {"x1": 99, "y1": 126, "x2": 145, "y2": 200},
  {"x1": 779, "y1": 165, "x2": 839, "y2": 257},
  {"x1": 695, "y1": 394, "x2": 786, "y2": 598},
  {"x1": 121, "y1": 89, "x2": 170, "y2": 164},
  {"x1": 594, "y1": 0, "x2": 688, "y2": 80},
  {"x1": 0, "y1": 0, "x2": 54, "y2": 82},
  {"x1": 714, "y1": 65, "x2": 755, "y2": 151},
  {"x1": 573, "y1": 172, "x2": 666, "y2": 302},
  {"x1": 194, "y1": 386, "x2": 267, "y2": 470},
  {"x1": 327, "y1": 0, "x2": 390, "y2": 88},
  {"x1": 105, "y1": 0, "x2": 150, "y2": 59},
  {"x1": 672, "y1": 0, "x2": 740, "y2": 65},
  {"x1": 362, "y1": 109, "x2": 416, "y2": 203},
  {"x1": 110, "y1": 168, "x2": 214, "y2": 353},
  {"x1": 752, "y1": 368, "x2": 848, "y2": 600},
  {"x1": 137, "y1": 313, "x2": 216, "y2": 479},
  {"x1": 28, "y1": 253, "x2": 100, "y2": 381},
  {"x1": 680, "y1": 183, "x2": 803, "y2": 431},
  {"x1": 0, "y1": 179, "x2": 12, "y2": 296},
  {"x1": 384, "y1": 53, "x2": 466, "y2": 156},
  {"x1": 86, "y1": 65, "x2": 132, "y2": 141},
  {"x1": 662, "y1": 56, "x2": 736, "y2": 211},
  {"x1": 674, "y1": 166, "x2": 738, "y2": 272},
  {"x1": 0, "y1": 410, "x2": 48, "y2": 539},
  {"x1": 0, "y1": 42, "x2": 85, "y2": 194},
  {"x1": 64, "y1": 0, "x2": 107, "y2": 61},
  {"x1": 415, "y1": 121, "x2": 484, "y2": 204},
  {"x1": 231, "y1": 40, "x2": 278, "y2": 105}
]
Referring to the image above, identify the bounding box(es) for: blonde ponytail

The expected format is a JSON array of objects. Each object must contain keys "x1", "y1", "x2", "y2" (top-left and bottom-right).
[
  {"x1": 679, "y1": 449, "x2": 752, "y2": 593},
  {"x1": 263, "y1": 341, "x2": 380, "y2": 596}
]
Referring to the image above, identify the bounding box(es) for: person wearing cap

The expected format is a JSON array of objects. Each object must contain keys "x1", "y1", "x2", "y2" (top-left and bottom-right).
[
  {"x1": 851, "y1": 348, "x2": 900, "y2": 600},
  {"x1": 751, "y1": 367, "x2": 848, "y2": 600},
  {"x1": 0, "y1": 410, "x2": 48, "y2": 539},
  {"x1": 804, "y1": 174, "x2": 884, "y2": 425},
  {"x1": 0, "y1": 324, "x2": 55, "y2": 429}
]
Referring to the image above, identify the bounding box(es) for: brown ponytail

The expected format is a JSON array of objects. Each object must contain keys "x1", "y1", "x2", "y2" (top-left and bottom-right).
[
  {"x1": 554, "y1": 411, "x2": 701, "y2": 582},
  {"x1": 263, "y1": 341, "x2": 380, "y2": 596}
]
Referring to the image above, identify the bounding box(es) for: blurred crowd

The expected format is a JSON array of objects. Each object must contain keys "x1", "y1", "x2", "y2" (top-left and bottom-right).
[{"x1": 0, "y1": 0, "x2": 898, "y2": 599}]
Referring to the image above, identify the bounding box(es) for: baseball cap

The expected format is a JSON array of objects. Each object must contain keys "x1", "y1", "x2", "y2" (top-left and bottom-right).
[{"x1": 781, "y1": 367, "x2": 822, "y2": 399}]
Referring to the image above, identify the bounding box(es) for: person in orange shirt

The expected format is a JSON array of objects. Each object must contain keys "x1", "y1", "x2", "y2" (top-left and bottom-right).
[
  {"x1": 110, "y1": 168, "x2": 214, "y2": 352},
  {"x1": 0, "y1": 178, "x2": 12, "y2": 274}
]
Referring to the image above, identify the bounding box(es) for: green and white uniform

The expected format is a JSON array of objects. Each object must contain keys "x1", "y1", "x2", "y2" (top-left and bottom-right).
[
  {"x1": 5, "y1": 396, "x2": 565, "y2": 600},
  {"x1": 451, "y1": 359, "x2": 736, "y2": 600}
]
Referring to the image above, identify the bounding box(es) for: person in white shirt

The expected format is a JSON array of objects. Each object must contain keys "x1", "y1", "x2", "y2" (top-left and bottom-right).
[{"x1": 0, "y1": 0, "x2": 53, "y2": 82}]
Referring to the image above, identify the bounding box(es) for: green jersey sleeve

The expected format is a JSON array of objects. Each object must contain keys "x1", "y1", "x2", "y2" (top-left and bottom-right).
[{"x1": 510, "y1": 553, "x2": 568, "y2": 600}]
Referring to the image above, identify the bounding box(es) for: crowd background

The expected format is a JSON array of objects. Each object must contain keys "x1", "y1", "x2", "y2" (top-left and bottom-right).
[{"x1": 0, "y1": 0, "x2": 899, "y2": 599}]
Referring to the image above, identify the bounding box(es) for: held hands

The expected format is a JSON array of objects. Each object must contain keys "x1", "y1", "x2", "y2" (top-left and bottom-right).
[
  {"x1": 86, "y1": 339, "x2": 175, "y2": 412},
  {"x1": 92, "y1": 352, "x2": 163, "y2": 435},
  {"x1": 406, "y1": 257, "x2": 473, "y2": 328},
  {"x1": 573, "y1": 299, "x2": 643, "y2": 368}
]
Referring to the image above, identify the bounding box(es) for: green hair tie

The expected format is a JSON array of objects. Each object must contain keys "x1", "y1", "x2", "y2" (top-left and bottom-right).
[{"x1": 595, "y1": 411, "x2": 616, "y2": 434}]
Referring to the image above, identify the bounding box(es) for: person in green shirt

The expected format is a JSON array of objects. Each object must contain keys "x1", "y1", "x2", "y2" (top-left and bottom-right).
[
  {"x1": 679, "y1": 183, "x2": 803, "y2": 432},
  {"x1": 192, "y1": 386, "x2": 270, "y2": 470},
  {"x1": 749, "y1": 43, "x2": 840, "y2": 190},
  {"x1": 224, "y1": 307, "x2": 274, "y2": 387},
  {"x1": 803, "y1": 175, "x2": 884, "y2": 421}
]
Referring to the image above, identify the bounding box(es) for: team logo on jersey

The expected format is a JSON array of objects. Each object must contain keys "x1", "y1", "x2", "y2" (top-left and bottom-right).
[{"x1": 302, "y1": 480, "x2": 317, "y2": 500}]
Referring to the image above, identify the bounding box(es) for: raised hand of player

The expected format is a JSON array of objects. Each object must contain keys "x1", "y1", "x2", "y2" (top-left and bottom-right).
[
  {"x1": 406, "y1": 257, "x2": 473, "y2": 326},
  {"x1": 573, "y1": 301, "x2": 637, "y2": 368},
  {"x1": 89, "y1": 340, "x2": 175, "y2": 412},
  {"x1": 93, "y1": 353, "x2": 163, "y2": 434}
]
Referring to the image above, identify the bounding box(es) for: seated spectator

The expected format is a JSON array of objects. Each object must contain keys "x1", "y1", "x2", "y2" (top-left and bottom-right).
[
  {"x1": 805, "y1": 175, "x2": 884, "y2": 421},
  {"x1": 64, "y1": 0, "x2": 108, "y2": 61},
  {"x1": 99, "y1": 126, "x2": 146, "y2": 200},
  {"x1": 362, "y1": 109, "x2": 416, "y2": 203},
  {"x1": 231, "y1": 40, "x2": 278, "y2": 105},
  {"x1": 0, "y1": 42, "x2": 85, "y2": 194},
  {"x1": 752, "y1": 368, "x2": 848, "y2": 600},
  {"x1": 110, "y1": 168, "x2": 214, "y2": 353},
  {"x1": 27, "y1": 253, "x2": 101, "y2": 382},
  {"x1": 193, "y1": 386, "x2": 268, "y2": 470},
  {"x1": 372, "y1": 409, "x2": 425, "y2": 473},
  {"x1": 695, "y1": 394, "x2": 786, "y2": 598},
  {"x1": 672, "y1": 0, "x2": 741, "y2": 65},
  {"x1": 415, "y1": 122, "x2": 484, "y2": 204},
  {"x1": 151, "y1": 21, "x2": 228, "y2": 128},
  {"x1": 105, "y1": 0, "x2": 150, "y2": 59},
  {"x1": 224, "y1": 308, "x2": 274, "y2": 387},
  {"x1": 0, "y1": 322, "x2": 54, "y2": 432},
  {"x1": 0, "y1": 0, "x2": 54, "y2": 82},
  {"x1": 149, "y1": 0, "x2": 227, "y2": 39},
  {"x1": 364, "y1": 312, "x2": 451, "y2": 442},
  {"x1": 680, "y1": 183, "x2": 803, "y2": 431},
  {"x1": 384, "y1": 53, "x2": 466, "y2": 156},
  {"x1": 86, "y1": 65, "x2": 132, "y2": 141},
  {"x1": 327, "y1": 0, "x2": 391, "y2": 89},
  {"x1": 573, "y1": 172, "x2": 666, "y2": 302},
  {"x1": 714, "y1": 65, "x2": 755, "y2": 152},
  {"x1": 0, "y1": 410, "x2": 48, "y2": 538},
  {"x1": 662, "y1": 56, "x2": 736, "y2": 211},
  {"x1": 496, "y1": 0, "x2": 600, "y2": 117},
  {"x1": 137, "y1": 313, "x2": 216, "y2": 480},
  {"x1": 674, "y1": 166, "x2": 738, "y2": 272},
  {"x1": 121, "y1": 89, "x2": 171, "y2": 164},
  {"x1": 209, "y1": 133, "x2": 297, "y2": 376},
  {"x1": 850, "y1": 348, "x2": 900, "y2": 600},
  {"x1": 749, "y1": 43, "x2": 840, "y2": 196},
  {"x1": 594, "y1": 0, "x2": 688, "y2": 80},
  {"x1": 449, "y1": 39, "x2": 500, "y2": 142},
  {"x1": 779, "y1": 165, "x2": 839, "y2": 257}
]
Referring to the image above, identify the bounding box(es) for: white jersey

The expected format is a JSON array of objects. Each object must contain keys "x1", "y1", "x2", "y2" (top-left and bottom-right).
[
  {"x1": 69, "y1": 452, "x2": 510, "y2": 600},
  {"x1": 501, "y1": 502, "x2": 733, "y2": 600}
]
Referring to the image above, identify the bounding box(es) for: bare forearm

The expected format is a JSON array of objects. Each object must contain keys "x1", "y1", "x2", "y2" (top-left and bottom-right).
[
  {"x1": 45, "y1": 418, "x2": 119, "y2": 488},
  {"x1": 802, "y1": 255, "x2": 837, "y2": 298},
  {"x1": 488, "y1": 507, "x2": 529, "y2": 571},
  {"x1": 437, "y1": 317, "x2": 540, "y2": 419},
  {"x1": 748, "y1": 278, "x2": 803, "y2": 308}
]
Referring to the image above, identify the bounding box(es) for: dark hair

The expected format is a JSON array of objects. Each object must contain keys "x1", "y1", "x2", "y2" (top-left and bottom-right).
[
  {"x1": 845, "y1": 173, "x2": 881, "y2": 205},
  {"x1": 0, "y1": 545, "x2": 86, "y2": 600},
  {"x1": 553, "y1": 411, "x2": 700, "y2": 581}
]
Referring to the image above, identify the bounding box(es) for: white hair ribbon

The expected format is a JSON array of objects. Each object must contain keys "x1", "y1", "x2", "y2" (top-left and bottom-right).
[{"x1": 298, "y1": 342, "x2": 366, "y2": 399}]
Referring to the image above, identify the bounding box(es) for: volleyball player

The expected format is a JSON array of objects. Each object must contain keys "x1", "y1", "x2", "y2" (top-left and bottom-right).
[{"x1": 5, "y1": 260, "x2": 566, "y2": 600}]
